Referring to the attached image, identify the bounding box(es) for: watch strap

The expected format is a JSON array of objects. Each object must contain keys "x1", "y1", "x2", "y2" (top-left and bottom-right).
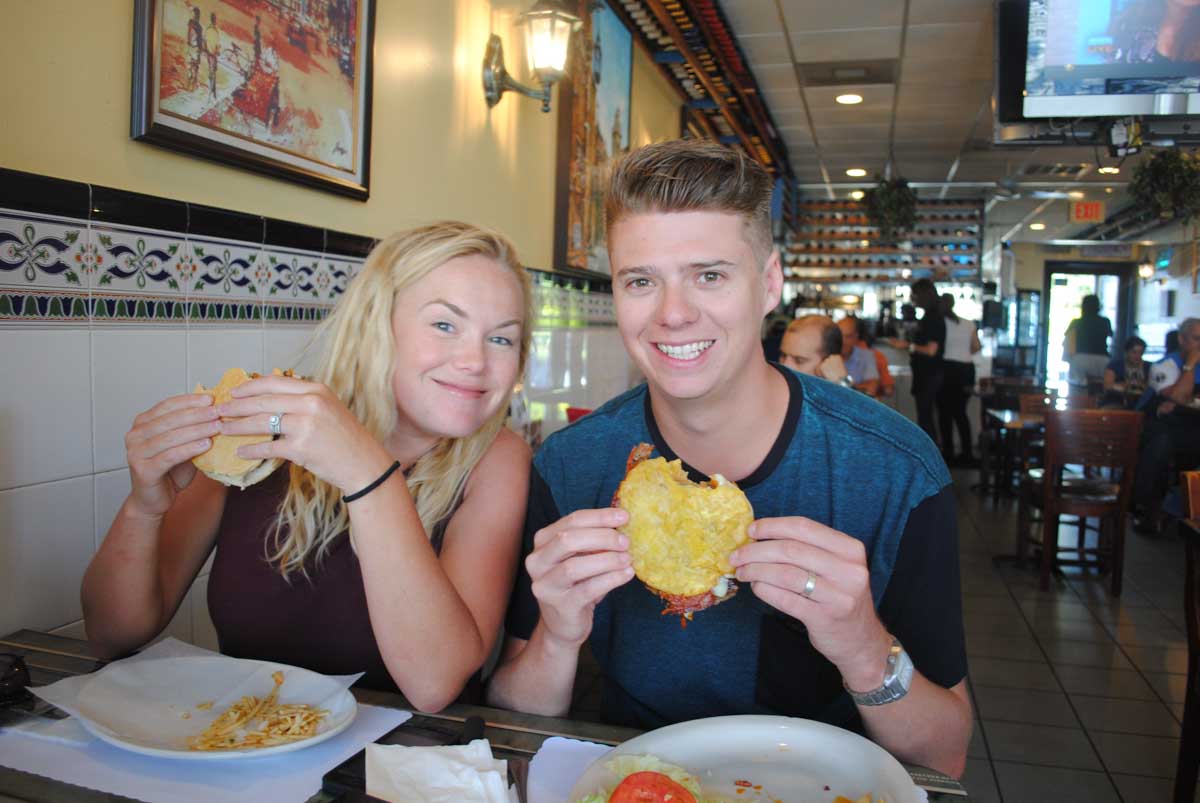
[{"x1": 845, "y1": 638, "x2": 914, "y2": 706}]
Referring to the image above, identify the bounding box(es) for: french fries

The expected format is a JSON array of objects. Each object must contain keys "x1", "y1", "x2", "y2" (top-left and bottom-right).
[{"x1": 188, "y1": 671, "x2": 328, "y2": 751}]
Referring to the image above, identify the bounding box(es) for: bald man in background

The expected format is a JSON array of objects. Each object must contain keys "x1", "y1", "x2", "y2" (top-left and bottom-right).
[{"x1": 779, "y1": 315, "x2": 851, "y2": 386}]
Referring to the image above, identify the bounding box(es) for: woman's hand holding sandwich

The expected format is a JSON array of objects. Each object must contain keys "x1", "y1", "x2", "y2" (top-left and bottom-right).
[
  {"x1": 124, "y1": 392, "x2": 222, "y2": 518},
  {"x1": 215, "y1": 372, "x2": 393, "y2": 495}
]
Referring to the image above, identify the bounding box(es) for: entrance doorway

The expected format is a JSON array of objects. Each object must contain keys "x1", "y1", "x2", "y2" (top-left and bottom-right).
[{"x1": 1041, "y1": 262, "x2": 1134, "y2": 394}]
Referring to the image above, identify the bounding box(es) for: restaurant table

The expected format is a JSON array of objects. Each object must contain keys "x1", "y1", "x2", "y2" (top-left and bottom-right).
[
  {"x1": 0, "y1": 629, "x2": 970, "y2": 802},
  {"x1": 979, "y1": 409, "x2": 1044, "y2": 506}
]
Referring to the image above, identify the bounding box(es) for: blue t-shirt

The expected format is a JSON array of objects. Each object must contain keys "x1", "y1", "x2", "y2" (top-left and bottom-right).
[
  {"x1": 506, "y1": 366, "x2": 966, "y2": 731},
  {"x1": 845, "y1": 346, "x2": 879, "y2": 384}
]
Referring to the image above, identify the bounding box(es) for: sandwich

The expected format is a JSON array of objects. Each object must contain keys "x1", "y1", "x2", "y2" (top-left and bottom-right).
[
  {"x1": 613, "y1": 443, "x2": 753, "y2": 626},
  {"x1": 192, "y1": 367, "x2": 290, "y2": 489}
]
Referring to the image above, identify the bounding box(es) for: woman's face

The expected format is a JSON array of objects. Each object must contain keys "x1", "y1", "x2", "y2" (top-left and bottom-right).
[
  {"x1": 389, "y1": 254, "x2": 525, "y2": 440},
  {"x1": 1127, "y1": 343, "x2": 1146, "y2": 362}
]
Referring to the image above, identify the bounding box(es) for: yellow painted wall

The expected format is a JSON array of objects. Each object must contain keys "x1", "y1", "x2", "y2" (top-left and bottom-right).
[{"x1": 1, "y1": 1, "x2": 681, "y2": 269}]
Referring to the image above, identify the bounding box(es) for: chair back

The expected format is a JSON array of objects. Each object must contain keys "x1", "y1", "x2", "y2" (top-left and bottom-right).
[{"x1": 1041, "y1": 409, "x2": 1143, "y2": 506}]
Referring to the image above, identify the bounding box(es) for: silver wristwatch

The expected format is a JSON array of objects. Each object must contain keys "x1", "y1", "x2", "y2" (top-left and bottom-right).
[
  {"x1": 846, "y1": 638, "x2": 913, "y2": 706},
  {"x1": 838, "y1": 376, "x2": 854, "y2": 389}
]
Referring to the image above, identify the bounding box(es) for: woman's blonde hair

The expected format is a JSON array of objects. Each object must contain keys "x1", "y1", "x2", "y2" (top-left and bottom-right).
[{"x1": 268, "y1": 221, "x2": 532, "y2": 578}]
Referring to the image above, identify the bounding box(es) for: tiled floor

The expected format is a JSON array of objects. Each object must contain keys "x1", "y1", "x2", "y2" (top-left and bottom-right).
[
  {"x1": 954, "y1": 468, "x2": 1194, "y2": 803},
  {"x1": 568, "y1": 466, "x2": 1197, "y2": 802}
]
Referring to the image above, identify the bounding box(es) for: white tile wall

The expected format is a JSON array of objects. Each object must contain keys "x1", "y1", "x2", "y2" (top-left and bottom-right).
[
  {"x1": 0, "y1": 476, "x2": 94, "y2": 635},
  {"x1": 187, "y1": 327, "x2": 266, "y2": 390},
  {"x1": 3, "y1": 287, "x2": 631, "y2": 652},
  {"x1": 0, "y1": 327, "x2": 93, "y2": 489},
  {"x1": 93, "y1": 468, "x2": 130, "y2": 550},
  {"x1": 265, "y1": 325, "x2": 321, "y2": 377},
  {"x1": 92, "y1": 327, "x2": 188, "y2": 473}
]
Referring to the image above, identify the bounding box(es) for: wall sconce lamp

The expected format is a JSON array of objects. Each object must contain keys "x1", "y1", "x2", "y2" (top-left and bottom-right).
[
  {"x1": 1138, "y1": 262, "x2": 1155, "y2": 280},
  {"x1": 483, "y1": 0, "x2": 582, "y2": 113}
]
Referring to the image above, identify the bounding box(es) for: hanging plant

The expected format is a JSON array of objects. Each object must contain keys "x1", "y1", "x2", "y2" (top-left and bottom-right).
[
  {"x1": 1129, "y1": 149, "x2": 1200, "y2": 222},
  {"x1": 862, "y1": 175, "x2": 918, "y2": 242}
]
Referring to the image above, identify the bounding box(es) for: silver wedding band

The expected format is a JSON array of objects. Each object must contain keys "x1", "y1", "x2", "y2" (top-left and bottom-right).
[
  {"x1": 268, "y1": 412, "x2": 284, "y2": 438},
  {"x1": 802, "y1": 572, "x2": 817, "y2": 599}
]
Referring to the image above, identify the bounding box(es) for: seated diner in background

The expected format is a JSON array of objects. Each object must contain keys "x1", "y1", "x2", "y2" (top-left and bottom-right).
[
  {"x1": 779, "y1": 314, "x2": 851, "y2": 386},
  {"x1": 80, "y1": 222, "x2": 533, "y2": 712},
  {"x1": 1101, "y1": 335, "x2": 1149, "y2": 407},
  {"x1": 838, "y1": 315, "x2": 881, "y2": 397},
  {"x1": 487, "y1": 139, "x2": 972, "y2": 779},
  {"x1": 1133, "y1": 318, "x2": 1200, "y2": 533},
  {"x1": 858, "y1": 317, "x2": 895, "y2": 399}
]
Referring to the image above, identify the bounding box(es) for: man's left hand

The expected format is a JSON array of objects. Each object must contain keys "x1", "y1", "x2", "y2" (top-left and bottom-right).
[{"x1": 729, "y1": 517, "x2": 892, "y2": 692}]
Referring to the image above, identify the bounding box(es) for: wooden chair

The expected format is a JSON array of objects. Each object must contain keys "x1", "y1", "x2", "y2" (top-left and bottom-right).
[
  {"x1": 1016, "y1": 409, "x2": 1142, "y2": 594},
  {"x1": 1175, "y1": 472, "x2": 1200, "y2": 803}
]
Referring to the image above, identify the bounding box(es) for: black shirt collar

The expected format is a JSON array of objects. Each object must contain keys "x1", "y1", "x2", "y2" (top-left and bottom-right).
[{"x1": 643, "y1": 362, "x2": 802, "y2": 489}]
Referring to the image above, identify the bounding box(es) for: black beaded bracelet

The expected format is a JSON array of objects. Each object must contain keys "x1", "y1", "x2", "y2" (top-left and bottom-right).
[{"x1": 343, "y1": 460, "x2": 402, "y2": 504}]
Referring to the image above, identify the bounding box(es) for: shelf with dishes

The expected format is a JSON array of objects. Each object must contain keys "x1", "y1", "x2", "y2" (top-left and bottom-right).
[{"x1": 785, "y1": 198, "x2": 985, "y2": 284}]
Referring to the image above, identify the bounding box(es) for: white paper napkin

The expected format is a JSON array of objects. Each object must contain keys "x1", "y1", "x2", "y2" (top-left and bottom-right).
[
  {"x1": 527, "y1": 737, "x2": 611, "y2": 803},
  {"x1": 366, "y1": 738, "x2": 518, "y2": 803}
]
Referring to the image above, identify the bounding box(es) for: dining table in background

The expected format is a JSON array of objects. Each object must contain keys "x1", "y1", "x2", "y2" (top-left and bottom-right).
[
  {"x1": 0, "y1": 629, "x2": 971, "y2": 802},
  {"x1": 979, "y1": 408, "x2": 1045, "y2": 507}
]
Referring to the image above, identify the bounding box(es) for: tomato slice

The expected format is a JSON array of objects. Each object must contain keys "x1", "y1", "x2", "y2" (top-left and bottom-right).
[{"x1": 608, "y1": 771, "x2": 698, "y2": 803}]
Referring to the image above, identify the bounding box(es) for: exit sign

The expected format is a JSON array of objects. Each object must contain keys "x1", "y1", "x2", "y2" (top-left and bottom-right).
[{"x1": 1069, "y1": 200, "x2": 1106, "y2": 223}]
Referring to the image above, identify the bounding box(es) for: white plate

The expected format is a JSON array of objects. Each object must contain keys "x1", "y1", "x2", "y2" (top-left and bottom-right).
[
  {"x1": 73, "y1": 655, "x2": 357, "y2": 760},
  {"x1": 568, "y1": 715, "x2": 919, "y2": 802}
]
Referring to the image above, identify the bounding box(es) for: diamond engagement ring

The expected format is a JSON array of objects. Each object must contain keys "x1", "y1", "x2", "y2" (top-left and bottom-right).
[
  {"x1": 268, "y1": 413, "x2": 283, "y2": 437},
  {"x1": 802, "y1": 572, "x2": 817, "y2": 599}
]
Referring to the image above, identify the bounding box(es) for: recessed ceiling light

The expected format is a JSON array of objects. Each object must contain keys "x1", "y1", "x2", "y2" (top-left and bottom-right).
[
  {"x1": 1105, "y1": 187, "x2": 1114, "y2": 193},
  {"x1": 1068, "y1": 191, "x2": 1085, "y2": 199},
  {"x1": 1098, "y1": 166, "x2": 1120, "y2": 174},
  {"x1": 846, "y1": 167, "x2": 868, "y2": 177},
  {"x1": 1029, "y1": 222, "x2": 1046, "y2": 231},
  {"x1": 850, "y1": 190, "x2": 865, "y2": 200},
  {"x1": 836, "y1": 93, "x2": 864, "y2": 105}
]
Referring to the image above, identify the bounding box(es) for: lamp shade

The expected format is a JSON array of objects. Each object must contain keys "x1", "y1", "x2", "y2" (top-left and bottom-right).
[{"x1": 521, "y1": 0, "x2": 581, "y2": 84}]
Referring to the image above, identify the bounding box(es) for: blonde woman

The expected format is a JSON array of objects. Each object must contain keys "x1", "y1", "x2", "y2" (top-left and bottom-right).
[{"x1": 82, "y1": 222, "x2": 532, "y2": 712}]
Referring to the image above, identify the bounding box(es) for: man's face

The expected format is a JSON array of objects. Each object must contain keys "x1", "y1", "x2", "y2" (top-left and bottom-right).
[
  {"x1": 610, "y1": 210, "x2": 781, "y2": 403},
  {"x1": 1182, "y1": 324, "x2": 1200, "y2": 356},
  {"x1": 779, "y1": 325, "x2": 825, "y2": 375},
  {"x1": 837, "y1": 318, "x2": 858, "y2": 357}
]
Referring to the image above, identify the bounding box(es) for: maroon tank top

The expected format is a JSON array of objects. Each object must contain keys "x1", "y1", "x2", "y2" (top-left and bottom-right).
[{"x1": 206, "y1": 465, "x2": 459, "y2": 693}]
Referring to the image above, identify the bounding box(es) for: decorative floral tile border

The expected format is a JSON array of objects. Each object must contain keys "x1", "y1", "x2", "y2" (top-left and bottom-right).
[{"x1": 1, "y1": 175, "x2": 617, "y2": 328}]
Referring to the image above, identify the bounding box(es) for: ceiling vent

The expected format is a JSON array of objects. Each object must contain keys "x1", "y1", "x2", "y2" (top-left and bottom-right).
[
  {"x1": 1016, "y1": 163, "x2": 1091, "y2": 179},
  {"x1": 796, "y1": 59, "x2": 897, "y2": 87}
]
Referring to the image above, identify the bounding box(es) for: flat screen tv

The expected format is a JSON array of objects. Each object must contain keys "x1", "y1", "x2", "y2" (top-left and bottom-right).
[{"x1": 1022, "y1": 0, "x2": 1200, "y2": 117}]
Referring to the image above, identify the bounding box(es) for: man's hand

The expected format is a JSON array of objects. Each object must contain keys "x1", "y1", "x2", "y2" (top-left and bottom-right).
[
  {"x1": 525, "y1": 508, "x2": 634, "y2": 648},
  {"x1": 817, "y1": 354, "x2": 849, "y2": 384},
  {"x1": 729, "y1": 517, "x2": 892, "y2": 691}
]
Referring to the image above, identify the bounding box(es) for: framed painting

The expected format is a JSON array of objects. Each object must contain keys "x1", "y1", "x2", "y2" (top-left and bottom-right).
[
  {"x1": 132, "y1": 0, "x2": 374, "y2": 200},
  {"x1": 553, "y1": 0, "x2": 633, "y2": 275}
]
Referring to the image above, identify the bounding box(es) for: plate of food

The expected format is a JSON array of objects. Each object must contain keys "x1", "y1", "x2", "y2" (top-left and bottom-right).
[
  {"x1": 568, "y1": 715, "x2": 921, "y2": 803},
  {"x1": 71, "y1": 654, "x2": 357, "y2": 760}
]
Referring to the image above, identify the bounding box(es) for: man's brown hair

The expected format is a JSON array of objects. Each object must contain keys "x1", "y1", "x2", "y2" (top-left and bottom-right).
[{"x1": 606, "y1": 139, "x2": 775, "y2": 262}]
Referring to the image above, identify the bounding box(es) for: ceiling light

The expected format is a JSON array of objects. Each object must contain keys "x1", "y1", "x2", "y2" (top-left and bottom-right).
[
  {"x1": 845, "y1": 167, "x2": 868, "y2": 177},
  {"x1": 1029, "y1": 222, "x2": 1046, "y2": 231},
  {"x1": 835, "y1": 93, "x2": 864, "y2": 105},
  {"x1": 1105, "y1": 187, "x2": 1114, "y2": 194},
  {"x1": 849, "y1": 190, "x2": 864, "y2": 200},
  {"x1": 1098, "y1": 166, "x2": 1120, "y2": 174},
  {"x1": 1068, "y1": 191, "x2": 1085, "y2": 199},
  {"x1": 1138, "y1": 262, "x2": 1156, "y2": 279}
]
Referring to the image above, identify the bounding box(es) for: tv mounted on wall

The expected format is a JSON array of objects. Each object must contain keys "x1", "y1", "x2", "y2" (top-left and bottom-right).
[{"x1": 1021, "y1": 0, "x2": 1200, "y2": 118}]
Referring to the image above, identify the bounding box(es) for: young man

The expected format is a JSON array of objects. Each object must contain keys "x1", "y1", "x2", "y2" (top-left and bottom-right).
[{"x1": 487, "y1": 140, "x2": 971, "y2": 778}]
